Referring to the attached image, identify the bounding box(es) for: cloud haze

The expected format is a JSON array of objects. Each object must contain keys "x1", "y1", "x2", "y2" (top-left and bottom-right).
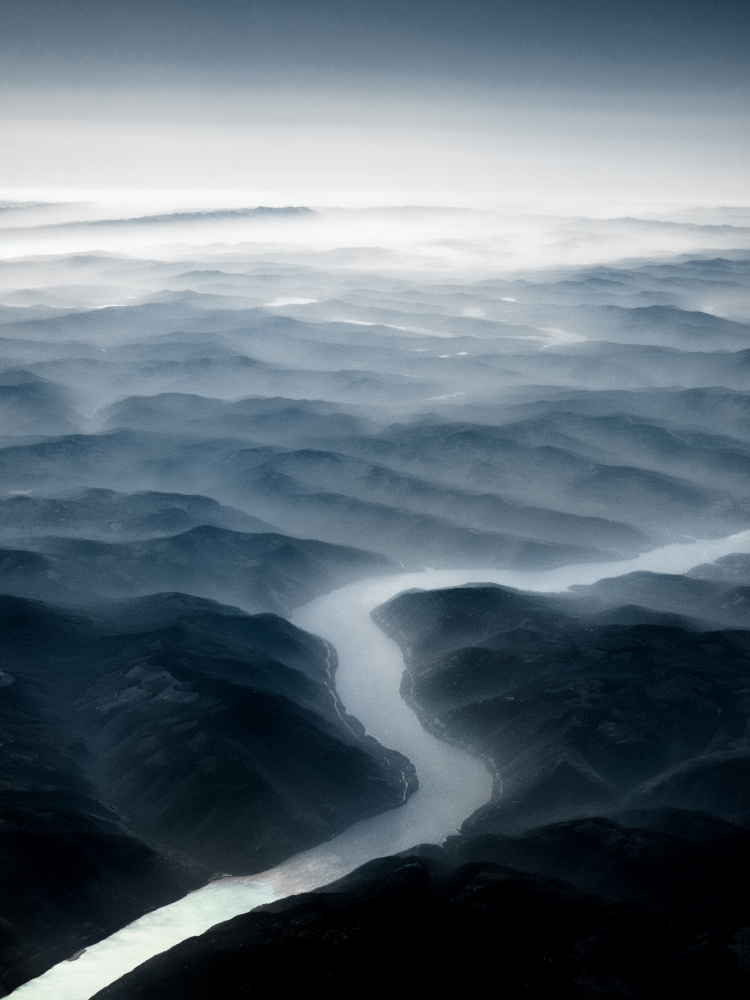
[
  {"x1": 0, "y1": 0, "x2": 747, "y2": 198},
  {"x1": 1, "y1": 5, "x2": 750, "y2": 997}
]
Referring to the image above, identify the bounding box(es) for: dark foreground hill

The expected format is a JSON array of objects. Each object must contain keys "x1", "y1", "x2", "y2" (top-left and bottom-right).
[
  {"x1": 373, "y1": 574, "x2": 750, "y2": 832},
  {"x1": 0, "y1": 592, "x2": 415, "y2": 992},
  {"x1": 93, "y1": 811, "x2": 750, "y2": 1000},
  {"x1": 94, "y1": 562, "x2": 750, "y2": 1000}
]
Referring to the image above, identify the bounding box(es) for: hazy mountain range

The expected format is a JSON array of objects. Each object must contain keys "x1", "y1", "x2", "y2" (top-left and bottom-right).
[{"x1": 1, "y1": 200, "x2": 749, "y2": 997}]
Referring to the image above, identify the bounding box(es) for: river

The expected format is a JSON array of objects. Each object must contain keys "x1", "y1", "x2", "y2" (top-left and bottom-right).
[{"x1": 11, "y1": 529, "x2": 750, "y2": 999}]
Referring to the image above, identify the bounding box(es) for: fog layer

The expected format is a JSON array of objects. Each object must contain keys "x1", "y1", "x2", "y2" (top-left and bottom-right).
[{"x1": 1, "y1": 198, "x2": 749, "y2": 996}]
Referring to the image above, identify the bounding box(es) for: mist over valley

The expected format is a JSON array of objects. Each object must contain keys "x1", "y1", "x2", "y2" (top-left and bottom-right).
[{"x1": 1, "y1": 198, "x2": 749, "y2": 999}]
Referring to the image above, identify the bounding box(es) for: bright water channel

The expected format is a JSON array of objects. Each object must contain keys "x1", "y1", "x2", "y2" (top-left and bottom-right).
[{"x1": 11, "y1": 529, "x2": 750, "y2": 999}]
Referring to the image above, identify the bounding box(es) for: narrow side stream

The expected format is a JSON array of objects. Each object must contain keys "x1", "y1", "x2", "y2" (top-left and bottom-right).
[{"x1": 12, "y1": 529, "x2": 750, "y2": 999}]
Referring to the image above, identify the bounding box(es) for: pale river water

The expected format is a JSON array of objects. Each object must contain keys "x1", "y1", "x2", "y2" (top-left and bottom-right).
[{"x1": 11, "y1": 529, "x2": 750, "y2": 999}]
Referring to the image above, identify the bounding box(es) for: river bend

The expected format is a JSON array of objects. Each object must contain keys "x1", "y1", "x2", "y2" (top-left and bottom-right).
[{"x1": 12, "y1": 529, "x2": 750, "y2": 999}]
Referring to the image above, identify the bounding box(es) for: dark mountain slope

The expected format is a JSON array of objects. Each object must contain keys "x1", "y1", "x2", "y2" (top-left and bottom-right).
[
  {"x1": 93, "y1": 825, "x2": 750, "y2": 1000},
  {"x1": 0, "y1": 526, "x2": 393, "y2": 614},
  {"x1": 572, "y1": 568, "x2": 750, "y2": 628},
  {"x1": 374, "y1": 582, "x2": 750, "y2": 832},
  {"x1": 0, "y1": 593, "x2": 415, "y2": 990},
  {"x1": 0, "y1": 603, "x2": 210, "y2": 994}
]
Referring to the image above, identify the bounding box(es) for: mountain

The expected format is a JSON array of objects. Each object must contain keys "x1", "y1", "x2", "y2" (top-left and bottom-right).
[
  {"x1": 0, "y1": 592, "x2": 415, "y2": 990},
  {"x1": 10, "y1": 206, "x2": 316, "y2": 232},
  {"x1": 688, "y1": 552, "x2": 750, "y2": 585},
  {"x1": 0, "y1": 369, "x2": 80, "y2": 438},
  {"x1": 0, "y1": 488, "x2": 275, "y2": 541},
  {"x1": 233, "y1": 447, "x2": 651, "y2": 558},
  {"x1": 0, "y1": 526, "x2": 394, "y2": 614},
  {"x1": 344, "y1": 421, "x2": 750, "y2": 538},
  {"x1": 492, "y1": 387, "x2": 750, "y2": 443},
  {"x1": 571, "y1": 568, "x2": 750, "y2": 628},
  {"x1": 103, "y1": 393, "x2": 372, "y2": 445},
  {"x1": 2, "y1": 211, "x2": 749, "y2": 997},
  {"x1": 374, "y1": 581, "x2": 750, "y2": 831},
  {"x1": 92, "y1": 818, "x2": 750, "y2": 1000}
]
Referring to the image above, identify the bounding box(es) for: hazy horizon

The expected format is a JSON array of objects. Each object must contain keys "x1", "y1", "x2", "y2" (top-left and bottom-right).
[
  {"x1": 2, "y1": 5, "x2": 750, "y2": 998},
  {"x1": 1, "y1": 0, "x2": 747, "y2": 199}
]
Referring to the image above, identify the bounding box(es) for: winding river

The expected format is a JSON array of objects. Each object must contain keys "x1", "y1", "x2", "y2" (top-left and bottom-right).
[{"x1": 11, "y1": 529, "x2": 750, "y2": 999}]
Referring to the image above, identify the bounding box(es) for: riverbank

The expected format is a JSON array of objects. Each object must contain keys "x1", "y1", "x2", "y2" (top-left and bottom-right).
[{"x1": 12, "y1": 529, "x2": 750, "y2": 999}]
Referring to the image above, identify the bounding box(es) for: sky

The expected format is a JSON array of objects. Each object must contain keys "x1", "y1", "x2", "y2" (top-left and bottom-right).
[{"x1": 0, "y1": 0, "x2": 748, "y2": 201}]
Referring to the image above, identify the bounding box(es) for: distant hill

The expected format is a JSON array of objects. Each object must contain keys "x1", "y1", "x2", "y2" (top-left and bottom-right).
[
  {"x1": 0, "y1": 525, "x2": 394, "y2": 614},
  {"x1": 0, "y1": 487, "x2": 275, "y2": 540},
  {"x1": 0, "y1": 369, "x2": 80, "y2": 437}
]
